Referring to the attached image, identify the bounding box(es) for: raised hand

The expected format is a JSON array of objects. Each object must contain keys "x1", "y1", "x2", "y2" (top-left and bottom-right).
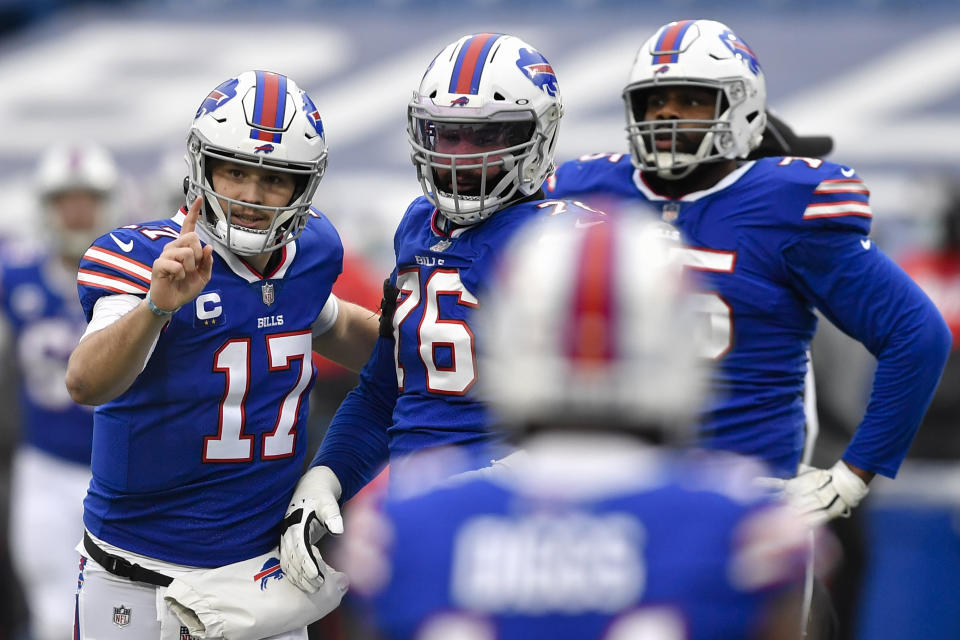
[{"x1": 148, "y1": 196, "x2": 215, "y2": 313}]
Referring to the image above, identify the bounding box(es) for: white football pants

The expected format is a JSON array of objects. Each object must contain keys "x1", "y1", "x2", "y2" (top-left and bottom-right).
[
  {"x1": 10, "y1": 445, "x2": 90, "y2": 640},
  {"x1": 75, "y1": 552, "x2": 308, "y2": 639}
]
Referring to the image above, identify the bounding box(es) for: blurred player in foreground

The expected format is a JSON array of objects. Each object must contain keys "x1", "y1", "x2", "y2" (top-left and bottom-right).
[
  {"x1": 341, "y1": 214, "x2": 817, "y2": 640},
  {"x1": 65, "y1": 70, "x2": 378, "y2": 639},
  {"x1": 1, "y1": 143, "x2": 117, "y2": 640}
]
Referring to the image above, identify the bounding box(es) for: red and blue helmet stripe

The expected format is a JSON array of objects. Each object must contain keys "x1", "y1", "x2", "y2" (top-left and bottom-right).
[
  {"x1": 651, "y1": 19, "x2": 695, "y2": 64},
  {"x1": 448, "y1": 33, "x2": 503, "y2": 95},
  {"x1": 566, "y1": 221, "x2": 617, "y2": 365},
  {"x1": 250, "y1": 71, "x2": 288, "y2": 144}
]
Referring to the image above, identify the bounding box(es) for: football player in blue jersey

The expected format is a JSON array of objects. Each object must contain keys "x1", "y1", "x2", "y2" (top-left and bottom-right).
[
  {"x1": 64, "y1": 71, "x2": 378, "y2": 639},
  {"x1": 344, "y1": 213, "x2": 816, "y2": 640},
  {"x1": 544, "y1": 19, "x2": 950, "y2": 525},
  {"x1": 1, "y1": 143, "x2": 118, "y2": 640},
  {"x1": 279, "y1": 33, "x2": 603, "y2": 593}
]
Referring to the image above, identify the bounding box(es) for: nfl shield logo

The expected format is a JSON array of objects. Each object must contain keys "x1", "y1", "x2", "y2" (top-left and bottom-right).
[
  {"x1": 180, "y1": 626, "x2": 195, "y2": 640},
  {"x1": 261, "y1": 282, "x2": 275, "y2": 306},
  {"x1": 112, "y1": 605, "x2": 131, "y2": 628},
  {"x1": 661, "y1": 202, "x2": 680, "y2": 223}
]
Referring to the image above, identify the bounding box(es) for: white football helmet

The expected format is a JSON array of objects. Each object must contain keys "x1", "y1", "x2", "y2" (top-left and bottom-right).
[
  {"x1": 34, "y1": 143, "x2": 119, "y2": 258},
  {"x1": 186, "y1": 70, "x2": 328, "y2": 255},
  {"x1": 408, "y1": 33, "x2": 563, "y2": 225},
  {"x1": 623, "y1": 19, "x2": 767, "y2": 179},
  {"x1": 481, "y1": 213, "x2": 707, "y2": 437}
]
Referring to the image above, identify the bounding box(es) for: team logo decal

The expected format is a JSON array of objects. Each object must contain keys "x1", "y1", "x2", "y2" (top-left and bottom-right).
[
  {"x1": 254, "y1": 557, "x2": 284, "y2": 590},
  {"x1": 180, "y1": 626, "x2": 195, "y2": 640},
  {"x1": 450, "y1": 96, "x2": 470, "y2": 107},
  {"x1": 302, "y1": 94, "x2": 325, "y2": 138},
  {"x1": 112, "y1": 605, "x2": 132, "y2": 628},
  {"x1": 719, "y1": 30, "x2": 761, "y2": 75},
  {"x1": 261, "y1": 282, "x2": 275, "y2": 306},
  {"x1": 516, "y1": 48, "x2": 559, "y2": 97},
  {"x1": 430, "y1": 239, "x2": 453, "y2": 252},
  {"x1": 254, "y1": 144, "x2": 275, "y2": 154},
  {"x1": 195, "y1": 78, "x2": 239, "y2": 119},
  {"x1": 661, "y1": 202, "x2": 681, "y2": 223},
  {"x1": 654, "y1": 64, "x2": 671, "y2": 75}
]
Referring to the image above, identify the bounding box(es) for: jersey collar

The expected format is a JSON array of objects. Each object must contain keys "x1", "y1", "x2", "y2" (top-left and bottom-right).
[{"x1": 632, "y1": 161, "x2": 756, "y2": 202}]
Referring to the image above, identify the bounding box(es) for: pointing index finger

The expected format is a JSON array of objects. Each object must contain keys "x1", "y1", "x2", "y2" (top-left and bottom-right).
[{"x1": 181, "y1": 196, "x2": 203, "y2": 236}]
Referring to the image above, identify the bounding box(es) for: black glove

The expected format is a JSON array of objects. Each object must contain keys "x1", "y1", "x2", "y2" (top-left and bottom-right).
[{"x1": 379, "y1": 278, "x2": 399, "y2": 339}]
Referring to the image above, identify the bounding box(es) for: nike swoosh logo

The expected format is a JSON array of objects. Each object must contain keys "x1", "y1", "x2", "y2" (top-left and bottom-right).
[
  {"x1": 574, "y1": 219, "x2": 604, "y2": 229},
  {"x1": 860, "y1": 238, "x2": 872, "y2": 250},
  {"x1": 841, "y1": 167, "x2": 856, "y2": 178},
  {"x1": 110, "y1": 233, "x2": 134, "y2": 253}
]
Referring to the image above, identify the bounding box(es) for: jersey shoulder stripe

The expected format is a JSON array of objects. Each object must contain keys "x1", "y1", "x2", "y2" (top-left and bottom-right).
[
  {"x1": 81, "y1": 246, "x2": 152, "y2": 284},
  {"x1": 753, "y1": 157, "x2": 873, "y2": 230},
  {"x1": 78, "y1": 215, "x2": 181, "y2": 299},
  {"x1": 77, "y1": 269, "x2": 148, "y2": 294}
]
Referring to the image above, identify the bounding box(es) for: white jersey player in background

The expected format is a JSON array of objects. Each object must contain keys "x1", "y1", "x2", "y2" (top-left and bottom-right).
[{"x1": 1, "y1": 143, "x2": 119, "y2": 640}]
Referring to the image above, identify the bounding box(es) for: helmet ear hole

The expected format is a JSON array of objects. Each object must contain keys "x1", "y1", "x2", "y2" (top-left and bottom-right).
[{"x1": 494, "y1": 92, "x2": 506, "y2": 101}]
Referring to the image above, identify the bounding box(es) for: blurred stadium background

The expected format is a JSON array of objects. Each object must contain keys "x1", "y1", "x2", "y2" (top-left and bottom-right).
[
  {"x1": 1, "y1": 0, "x2": 959, "y2": 266},
  {"x1": 0, "y1": 1, "x2": 958, "y2": 638}
]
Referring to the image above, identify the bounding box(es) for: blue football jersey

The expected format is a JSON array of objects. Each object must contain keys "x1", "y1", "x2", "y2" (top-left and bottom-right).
[
  {"x1": 369, "y1": 447, "x2": 809, "y2": 640},
  {"x1": 315, "y1": 196, "x2": 604, "y2": 498},
  {"x1": 0, "y1": 245, "x2": 93, "y2": 464},
  {"x1": 76, "y1": 208, "x2": 343, "y2": 566},
  {"x1": 548, "y1": 154, "x2": 950, "y2": 478}
]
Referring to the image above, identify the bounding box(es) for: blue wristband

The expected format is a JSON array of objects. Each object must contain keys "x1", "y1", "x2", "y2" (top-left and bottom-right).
[{"x1": 145, "y1": 292, "x2": 178, "y2": 317}]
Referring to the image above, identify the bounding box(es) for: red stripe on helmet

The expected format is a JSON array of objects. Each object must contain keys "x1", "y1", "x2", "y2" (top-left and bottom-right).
[
  {"x1": 454, "y1": 33, "x2": 496, "y2": 95},
  {"x1": 654, "y1": 19, "x2": 694, "y2": 64},
  {"x1": 568, "y1": 222, "x2": 616, "y2": 365}
]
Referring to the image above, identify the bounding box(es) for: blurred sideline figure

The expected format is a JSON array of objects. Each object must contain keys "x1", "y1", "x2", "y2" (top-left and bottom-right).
[
  {"x1": 546, "y1": 16, "x2": 949, "y2": 539},
  {"x1": 280, "y1": 33, "x2": 605, "y2": 593},
  {"x1": 855, "y1": 185, "x2": 960, "y2": 640},
  {"x1": 341, "y1": 214, "x2": 817, "y2": 640},
  {"x1": 0, "y1": 143, "x2": 118, "y2": 640}
]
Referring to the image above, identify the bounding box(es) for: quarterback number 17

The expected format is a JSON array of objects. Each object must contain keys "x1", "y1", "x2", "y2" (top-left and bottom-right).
[{"x1": 204, "y1": 331, "x2": 314, "y2": 462}]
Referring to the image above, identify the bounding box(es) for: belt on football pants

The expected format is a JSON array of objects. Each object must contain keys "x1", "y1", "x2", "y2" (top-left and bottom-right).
[{"x1": 82, "y1": 531, "x2": 173, "y2": 587}]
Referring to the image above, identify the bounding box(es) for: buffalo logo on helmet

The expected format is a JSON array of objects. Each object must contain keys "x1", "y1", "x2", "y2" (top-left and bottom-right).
[
  {"x1": 254, "y1": 144, "x2": 275, "y2": 154},
  {"x1": 718, "y1": 30, "x2": 761, "y2": 75},
  {"x1": 515, "y1": 48, "x2": 559, "y2": 97},
  {"x1": 253, "y1": 557, "x2": 284, "y2": 590},
  {"x1": 654, "y1": 64, "x2": 671, "y2": 75},
  {"x1": 195, "y1": 78, "x2": 239, "y2": 120},
  {"x1": 301, "y1": 94, "x2": 325, "y2": 138},
  {"x1": 450, "y1": 96, "x2": 470, "y2": 107}
]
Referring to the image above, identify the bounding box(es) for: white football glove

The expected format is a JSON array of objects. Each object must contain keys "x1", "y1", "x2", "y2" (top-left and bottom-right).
[
  {"x1": 756, "y1": 460, "x2": 869, "y2": 527},
  {"x1": 279, "y1": 465, "x2": 343, "y2": 593}
]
